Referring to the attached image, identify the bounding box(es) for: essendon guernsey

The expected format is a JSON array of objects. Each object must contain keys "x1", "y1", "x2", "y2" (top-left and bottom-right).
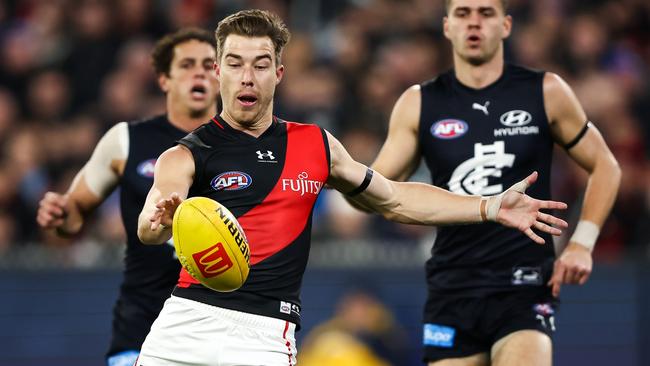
[{"x1": 173, "y1": 115, "x2": 330, "y2": 326}]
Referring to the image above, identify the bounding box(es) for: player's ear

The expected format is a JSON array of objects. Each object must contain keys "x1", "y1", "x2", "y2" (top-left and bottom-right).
[
  {"x1": 502, "y1": 15, "x2": 512, "y2": 39},
  {"x1": 214, "y1": 61, "x2": 221, "y2": 78},
  {"x1": 275, "y1": 64, "x2": 284, "y2": 85},
  {"x1": 443, "y1": 16, "x2": 451, "y2": 40},
  {"x1": 158, "y1": 74, "x2": 170, "y2": 93}
]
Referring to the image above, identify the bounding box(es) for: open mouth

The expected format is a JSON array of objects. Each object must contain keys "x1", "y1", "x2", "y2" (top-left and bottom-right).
[
  {"x1": 467, "y1": 35, "x2": 481, "y2": 45},
  {"x1": 237, "y1": 94, "x2": 258, "y2": 107},
  {"x1": 191, "y1": 85, "x2": 207, "y2": 99}
]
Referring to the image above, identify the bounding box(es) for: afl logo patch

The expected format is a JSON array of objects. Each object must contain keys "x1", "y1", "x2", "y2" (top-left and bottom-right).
[
  {"x1": 431, "y1": 119, "x2": 468, "y2": 139},
  {"x1": 211, "y1": 171, "x2": 252, "y2": 191},
  {"x1": 136, "y1": 159, "x2": 157, "y2": 178}
]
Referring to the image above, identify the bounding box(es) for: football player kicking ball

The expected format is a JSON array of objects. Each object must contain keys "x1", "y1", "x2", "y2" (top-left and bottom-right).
[{"x1": 136, "y1": 9, "x2": 567, "y2": 366}]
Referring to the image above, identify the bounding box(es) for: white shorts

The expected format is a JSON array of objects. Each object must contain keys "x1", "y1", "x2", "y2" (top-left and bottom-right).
[{"x1": 136, "y1": 296, "x2": 297, "y2": 366}]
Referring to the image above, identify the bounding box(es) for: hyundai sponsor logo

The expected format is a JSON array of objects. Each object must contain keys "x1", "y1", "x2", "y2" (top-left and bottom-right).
[{"x1": 500, "y1": 110, "x2": 532, "y2": 127}]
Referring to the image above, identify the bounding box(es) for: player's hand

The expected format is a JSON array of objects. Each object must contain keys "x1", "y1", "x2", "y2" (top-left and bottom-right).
[
  {"x1": 495, "y1": 172, "x2": 568, "y2": 244},
  {"x1": 36, "y1": 192, "x2": 69, "y2": 229},
  {"x1": 149, "y1": 192, "x2": 183, "y2": 231},
  {"x1": 547, "y1": 242, "x2": 593, "y2": 297}
]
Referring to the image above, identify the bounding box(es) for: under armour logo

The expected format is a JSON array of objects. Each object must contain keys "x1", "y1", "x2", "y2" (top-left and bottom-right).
[
  {"x1": 256, "y1": 150, "x2": 276, "y2": 162},
  {"x1": 472, "y1": 101, "x2": 490, "y2": 115}
]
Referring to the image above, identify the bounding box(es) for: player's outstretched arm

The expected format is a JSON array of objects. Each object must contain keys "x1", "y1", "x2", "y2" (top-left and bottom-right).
[
  {"x1": 544, "y1": 72, "x2": 622, "y2": 296},
  {"x1": 326, "y1": 131, "x2": 568, "y2": 244},
  {"x1": 36, "y1": 122, "x2": 126, "y2": 236},
  {"x1": 137, "y1": 145, "x2": 194, "y2": 245}
]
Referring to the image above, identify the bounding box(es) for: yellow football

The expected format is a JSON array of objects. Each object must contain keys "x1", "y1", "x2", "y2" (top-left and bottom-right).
[{"x1": 172, "y1": 197, "x2": 250, "y2": 292}]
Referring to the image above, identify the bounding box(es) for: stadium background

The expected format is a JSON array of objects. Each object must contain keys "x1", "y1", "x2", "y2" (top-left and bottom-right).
[{"x1": 0, "y1": 0, "x2": 648, "y2": 364}]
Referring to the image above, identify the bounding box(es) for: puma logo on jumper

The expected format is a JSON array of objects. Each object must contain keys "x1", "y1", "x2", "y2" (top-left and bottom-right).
[{"x1": 472, "y1": 101, "x2": 490, "y2": 115}]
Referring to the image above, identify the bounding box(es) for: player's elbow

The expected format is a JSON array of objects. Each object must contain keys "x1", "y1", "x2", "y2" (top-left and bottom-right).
[{"x1": 602, "y1": 154, "x2": 622, "y2": 192}]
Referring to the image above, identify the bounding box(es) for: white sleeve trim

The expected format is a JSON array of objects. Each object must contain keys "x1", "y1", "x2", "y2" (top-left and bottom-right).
[{"x1": 82, "y1": 122, "x2": 129, "y2": 197}]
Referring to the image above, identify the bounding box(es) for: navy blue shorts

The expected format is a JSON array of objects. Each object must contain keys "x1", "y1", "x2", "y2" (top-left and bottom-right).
[{"x1": 422, "y1": 289, "x2": 558, "y2": 363}]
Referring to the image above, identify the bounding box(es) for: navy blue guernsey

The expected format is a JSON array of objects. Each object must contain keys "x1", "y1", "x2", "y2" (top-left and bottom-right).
[
  {"x1": 111, "y1": 115, "x2": 185, "y2": 355},
  {"x1": 419, "y1": 64, "x2": 555, "y2": 296},
  {"x1": 173, "y1": 115, "x2": 330, "y2": 327}
]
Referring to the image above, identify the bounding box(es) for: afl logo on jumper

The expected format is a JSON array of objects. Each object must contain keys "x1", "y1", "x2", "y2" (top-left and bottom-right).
[
  {"x1": 431, "y1": 119, "x2": 468, "y2": 139},
  {"x1": 136, "y1": 159, "x2": 157, "y2": 178},
  {"x1": 211, "y1": 171, "x2": 252, "y2": 191}
]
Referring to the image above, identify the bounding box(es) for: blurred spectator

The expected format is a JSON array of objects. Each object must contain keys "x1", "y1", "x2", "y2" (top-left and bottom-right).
[
  {"x1": 299, "y1": 288, "x2": 410, "y2": 366},
  {"x1": 0, "y1": 87, "x2": 18, "y2": 142},
  {"x1": 25, "y1": 68, "x2": 72, "y2": 122}
]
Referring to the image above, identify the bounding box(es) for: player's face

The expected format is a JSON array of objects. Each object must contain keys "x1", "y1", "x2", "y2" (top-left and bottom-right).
[
  {"x1": 216, "y1": 34, "x2": 284, "y2": 127},
  {"x1": 444, "y1": 0, "x2": 512, "y2": 65},
  {"x1": 161, "y1": 40, "x2": 219, "y2": 117}
]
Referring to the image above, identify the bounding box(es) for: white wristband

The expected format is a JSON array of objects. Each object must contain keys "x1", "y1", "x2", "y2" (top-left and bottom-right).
[
  {"x1": 479, "y1": 196, "x2": 501, "y2": 222},
  {"x1": 570, "y1": 220, "x2": 600, "y2": 251}
]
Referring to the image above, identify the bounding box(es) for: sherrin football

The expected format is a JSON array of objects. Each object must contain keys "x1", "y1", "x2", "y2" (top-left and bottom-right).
[{"x1": 172, "y1": 197, "x2": 250, "y2": 292}]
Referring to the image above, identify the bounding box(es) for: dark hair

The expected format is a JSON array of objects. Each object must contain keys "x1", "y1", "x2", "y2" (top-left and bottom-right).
[
  {"x1": 445, "y1": 0, "x2": 508, "y2": 14},
  {"x1": 151, "y1": 27, "x2": 216, "y2": 76},
  {"x1": 215, "y1": 9, "x2": 291, "y2": 64}
]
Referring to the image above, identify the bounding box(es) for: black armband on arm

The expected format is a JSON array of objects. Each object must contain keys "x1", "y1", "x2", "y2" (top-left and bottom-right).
[
  {"x1": 346, "y1": 168, "x2": 374, "y2": 197},
  {"x1": 563, "y1": 121, "x2": 592, "y2": 150}
]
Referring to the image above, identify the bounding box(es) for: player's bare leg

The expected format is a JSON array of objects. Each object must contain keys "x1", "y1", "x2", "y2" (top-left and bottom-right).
[
  {"x1": 491, "y1": 330, "x2": 551, "y2": 366},
  {"x1": 428, "y1": 353, "x2": 489, "y2": 366}
]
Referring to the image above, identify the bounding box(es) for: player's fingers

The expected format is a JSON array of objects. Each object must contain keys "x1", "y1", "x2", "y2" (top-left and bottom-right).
[
  {"x1": 524, "y1": 171, "x2": 538, "y2": 187},
  {"x1": 510, "y1": 172, "x2": 535, "y2": 193},
  {"x1": 548, "y1": 275, "x2": 563, "y2": 298},
  {"x1": 44, "y1": 192, "x2": 67, "y2": 207},
  {"x1": 36, "y1": 212, "x2": 53, "y2": 227},
  {"x1": 149, "y1": 208, "x2": 163, "y2": 222},
  {"x1": 552, "y1": 281, "x2": 562, "y2": 297},
  {"x1": 524, "y1": 227, "x2": 545, "y2": 244},
  {"x1": 43, "y1": 204, "x2": 66, "y2": 218},
  {"x1": 49, "y1": 218, "x2": 65, "y2": 227},
  {"x1": 562, "y1": 268, "x2": 577, "y2": 284},
  {"x1": 538, "y1": 200, "x2": 568, "y2": 211},
  {"x1": 537, "y1": 212, "x2": 568, "y2": 228},
  {"x1": 548, "y1": 261, "x2": 566, "y2": 291},
  {"x1": 533, "y1": 221, "x2": 562, "y2": 236},
  {"x1": 150, "y1": 217, "x2": 161, "y2": 230},
  {"x1": 570, "y1": 266, "x2": 591, "y2": 284},
  {"x1": 562, "y1": 264, "x2": 579, "y2": 284}
]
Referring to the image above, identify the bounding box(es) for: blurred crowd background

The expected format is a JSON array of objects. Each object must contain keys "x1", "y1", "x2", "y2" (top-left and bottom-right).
[
  {"x1": 0, "y1": 0, "x2": 649, "y2": 258},
  {"x1": 1, "y1": 1, "x2": 649, "y2": 364}
]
